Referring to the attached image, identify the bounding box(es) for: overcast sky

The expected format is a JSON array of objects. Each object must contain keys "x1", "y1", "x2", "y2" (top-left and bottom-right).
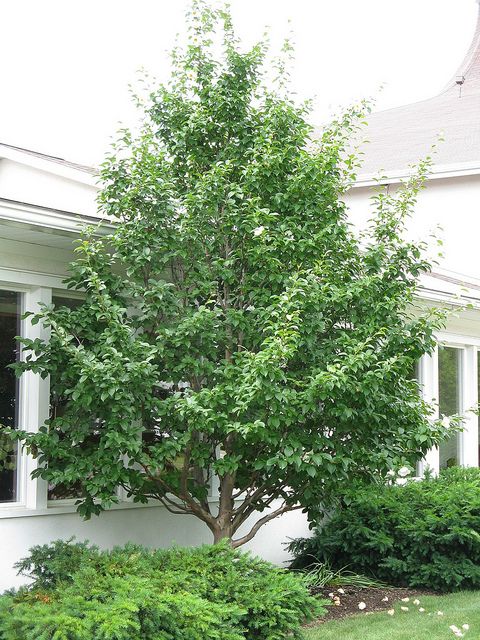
[{"x1": 0, "y1": 0, "x2": 478, "y2": 166}]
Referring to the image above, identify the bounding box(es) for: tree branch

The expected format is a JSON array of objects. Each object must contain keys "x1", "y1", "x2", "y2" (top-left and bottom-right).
[{"x1": 231, "y1": 503, "x2": 302, "y2": 548}]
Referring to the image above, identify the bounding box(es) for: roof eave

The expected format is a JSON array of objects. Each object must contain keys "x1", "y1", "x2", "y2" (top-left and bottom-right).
[
  {"x1": 352, "y1": 159, "x2": 480, "y2": 188},
  {"x1": 0, "y1": 145, "x2": 98, "y2": 187}
]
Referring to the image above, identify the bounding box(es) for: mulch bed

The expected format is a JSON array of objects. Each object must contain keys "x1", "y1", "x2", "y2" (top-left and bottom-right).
[{"x1": 306, "y1": 586, "x2": 436, "y2": 624}]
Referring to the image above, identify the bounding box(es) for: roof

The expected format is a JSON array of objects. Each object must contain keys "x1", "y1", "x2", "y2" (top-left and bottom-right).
[
  {"x1": 0, "y1": 142, "x2": 96, "y2": 175},
  {"x1": 356, "y1": 3, "x2": 480, "y2": 178}
]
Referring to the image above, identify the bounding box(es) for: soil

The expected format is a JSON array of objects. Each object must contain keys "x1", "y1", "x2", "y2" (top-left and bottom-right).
[{"x1": 306, "y1": 586, "x2": 436, "y2": 624}]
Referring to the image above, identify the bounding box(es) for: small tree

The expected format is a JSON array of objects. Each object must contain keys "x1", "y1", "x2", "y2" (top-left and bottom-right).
[{"x1": 8, "y1": 2, "x2": 450, "y2": 546}]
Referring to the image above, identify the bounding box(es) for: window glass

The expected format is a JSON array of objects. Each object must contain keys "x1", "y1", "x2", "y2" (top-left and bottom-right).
[
  {"x1": 0, "y1": 290, "x2": 20, "y2": 502},
  {"x1": 48, "y1": 295, "x2": 83, "y2": 501},
  {"x1": 438, "y1": 346, "x2": 461, "y2": 469}
]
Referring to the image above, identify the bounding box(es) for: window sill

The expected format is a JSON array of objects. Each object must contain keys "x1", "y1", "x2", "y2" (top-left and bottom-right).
[{"x1": 0, "y1": 496, "x2": 222, "y2": 519}]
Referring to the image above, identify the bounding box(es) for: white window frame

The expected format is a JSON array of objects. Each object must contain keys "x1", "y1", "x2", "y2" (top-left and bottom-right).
[
  {"x1": 0, "y1": 281, "x2": 51, "y2": 512},
  {"x1": 418, "y1": 333, "x2": 480, "y2": 476},
  {"x1": 0, "y1": 272, "x2": 161, "y2": 518}
]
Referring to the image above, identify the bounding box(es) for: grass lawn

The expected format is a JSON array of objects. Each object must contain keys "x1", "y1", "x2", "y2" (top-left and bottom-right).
[{"x1": 304, "y1": 591, "x2": 480, "y2": 640}]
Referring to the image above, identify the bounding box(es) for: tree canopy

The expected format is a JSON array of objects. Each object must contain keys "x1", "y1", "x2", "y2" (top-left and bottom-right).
[{"x1": 7, "y1": 1, "x2": 451, "y2": 545}]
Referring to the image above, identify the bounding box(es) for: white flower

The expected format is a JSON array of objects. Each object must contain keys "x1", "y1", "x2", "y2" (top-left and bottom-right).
[
  {"x1": 382, "y1": 596, "x2": 389, "y2": 602},
  {"x1": 437, "y1": 611, "x2": 444, "y2": 616},
  {"x1": 397, "y1": 478, "x2": 408, "y2": 486},
  {"x1": 337, "y1": 588, "x2": 345, "y2": 594},
  {"x1": 358, "y1": 602, "x2": 367, "y2": 610},
  {"x1": 401, "y1": 597, "x2": 410, "y2": 602},
  {"x1": 462, "y1": 624, "x2": 470, "y2": 631},
  {"x1": 386, "y1": 470, "x2": 396, "y2": 477},
  {"x1": 253, "y1": 226, "x2": 265, "y2": 236},
  {"x1": 398, "y1": 466, "x2": 411, "y2": 478},
  {"x1": 442, "y1": 415, "x2": 451, "y2": 429},
  {"x1": 387, "y1": 609, "x2": 395, "y2": 615},
  {"x1": 419, "y1": 607, "x2": 425, "y2": 612},
  {"x1": 413, "y1": 599, "x2": 420, "y2": 605},
  {"x1": 401, "y1": 606, "x2": 409, "y2": 611}
]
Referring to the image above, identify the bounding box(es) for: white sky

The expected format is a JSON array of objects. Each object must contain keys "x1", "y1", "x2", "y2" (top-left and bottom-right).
[{"x1": 0, "y1": 0, "x2": 478, "y2": 166}]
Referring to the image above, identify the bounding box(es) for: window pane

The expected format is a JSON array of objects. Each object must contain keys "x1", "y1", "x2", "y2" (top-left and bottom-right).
[
  {"x1": 48, "y1": 295, "x2": 83, "y2": 501},
  {"x1": 0, "y1": 290, "x2": 20, "y2": 502},
  {"x1": 52, "y1": 295, "x2": 84, "y2": 311},
  {"x1": 439, "y1": 346, "x2": 461, "y2": 469}
]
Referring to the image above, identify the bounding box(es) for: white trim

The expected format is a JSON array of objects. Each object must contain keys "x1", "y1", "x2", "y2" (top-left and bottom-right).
[
  {"x1": 0, "y1": 269, "x2": 71, "y2": 290},
  {"x1": 0, "y1": 199, "x2": 112, "y2": 234},
  {"x1": 418, "y1": 347, "x2": 440, "y2": 476},
  {"x1": 0, "y1": 495, "x2": 225, "y2": 520},
  {"x1": 460, "y1": 346, "x2": 478, "y2": 467},
  {"x1": 20, "y1": 287, "x2": 51, "y2": 510},
  {"x1": 0, "y1": 145, "x2": 97, "y2": 187},
  {"x1": 0, "y1": 500, "x2": 167, "y2": 520},
  {"x1": 353, "y1": 160, "x2": 480, "y2": 188},
  {"x1": 437, "y1": 331, "x2": 480, "y2": 348}
]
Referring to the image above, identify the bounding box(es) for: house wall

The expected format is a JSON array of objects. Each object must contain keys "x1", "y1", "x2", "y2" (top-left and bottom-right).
[
  {"x1": 346, "y1": 173, "x2": 480, "y2": 476},
  {"x1": 0, "y1": 158, "x2": 98, "y2": 217},
  {"x1": 2, "y1": 159, "x2": 480, "y2": 592},
  {"x1": 345, "y1": 173, "x2": 480, "y2": 278},
  {"x1": 0, "y1": 229, "x2": 310, "y2": 593},
  {"x1": 0, "y1": 501, "x2": 309, "y2": 591}
]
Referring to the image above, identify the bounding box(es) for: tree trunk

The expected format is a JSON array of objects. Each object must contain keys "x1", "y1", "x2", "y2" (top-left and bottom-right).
[{"x1": 212, "y1": 526, "x2": 234, "y2": 544}]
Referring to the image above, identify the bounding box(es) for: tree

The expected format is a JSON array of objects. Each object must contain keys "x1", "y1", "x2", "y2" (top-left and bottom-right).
[{"x1": 7, "y1": 1, "x2": 451, "y2": 546}]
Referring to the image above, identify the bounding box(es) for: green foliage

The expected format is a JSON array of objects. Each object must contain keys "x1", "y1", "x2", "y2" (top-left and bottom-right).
[
  {"x1": 14, "y1": 538, "x2": 96, "y2": 590},
  {"x1": 4, "y1": 0, "x2": 452, "y2": 544},
  {"x1": 0, "y1": 540, "x2": 324, "y2": 640},
  {"x1": 299, "y1": 562, "x2": 385, "y2": 590},
  {"x1": 289, "y1": 467, "x2": 480, "y2": 592}
]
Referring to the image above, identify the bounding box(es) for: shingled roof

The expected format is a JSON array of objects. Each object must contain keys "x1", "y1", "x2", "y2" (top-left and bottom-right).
[{"x1": 357, "y1": 2, "x2": 480, "y2": 178}]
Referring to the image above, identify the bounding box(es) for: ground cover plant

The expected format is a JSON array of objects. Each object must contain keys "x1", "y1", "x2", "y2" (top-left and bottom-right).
[
  {"x1": 290, "y1": 467, "x2": 480, "y2": 592},
  {"x1": 303, "y1": 591, "x2": 479, "y2": 639},
  {"x1": 0, "y1": 539, "x2": 325, "y2": 640},
  {"x1": 1, "y1": 0, "x2": 453, "y2": 546}
]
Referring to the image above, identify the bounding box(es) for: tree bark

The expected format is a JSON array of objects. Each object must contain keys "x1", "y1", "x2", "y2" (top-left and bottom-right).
[{"x1": 212, "y1": 526, "x2": 234, "y2": 545}]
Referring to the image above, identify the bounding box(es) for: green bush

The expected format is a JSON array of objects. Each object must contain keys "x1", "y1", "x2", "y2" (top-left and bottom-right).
[
  {"x1": 1, "y1": 541, "x2": 325, "y2": 639},
  {"x1": 289, "y1": 467, "x2": 480, "y2": 592}
]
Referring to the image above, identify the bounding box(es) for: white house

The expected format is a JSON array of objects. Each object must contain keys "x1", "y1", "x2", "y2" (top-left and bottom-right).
[
  {"x1": 346, "y1": 0, "x2": 480, "y2": 474},
  {"x1": 1, "y1": 4, "x2": 480, "y2": 591},
  {"x1": 0, "y1": 144, "x2": 310, "y2": 590}
]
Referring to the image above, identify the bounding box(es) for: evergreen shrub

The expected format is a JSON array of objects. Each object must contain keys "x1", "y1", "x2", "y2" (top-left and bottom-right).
[
  {"x1": 0, "y1": 540, "x2": 324, "y2": 640},
  {"x1": 289, "y1": 467, "x2": 480, "y2": 592}
]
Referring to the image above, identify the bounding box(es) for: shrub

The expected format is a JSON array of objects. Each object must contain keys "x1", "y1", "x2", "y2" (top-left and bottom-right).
[
  {"x1": 1, "y1": 541, "x2": 325, "y2": 640},
  {"x1": 14, "y1": 538, "x2": 96, "y2": 590},
  {"x1": 289, "y1": 467, "x2": 480, "y2": 592}
]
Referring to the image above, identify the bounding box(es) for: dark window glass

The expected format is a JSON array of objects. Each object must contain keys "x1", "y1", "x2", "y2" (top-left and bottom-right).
[
  {"x1": 439, "y1": 346, "x2": 461, "y2": 469},
  {"x1": 48, "y1": 295, "x2": 83, "y2": 501},
  {"x1": 52, "y1": 295, "x2": 83, "y2": 311},
  {"x1": 0, "y1": 290, "x2": 20, "y2": 502}
]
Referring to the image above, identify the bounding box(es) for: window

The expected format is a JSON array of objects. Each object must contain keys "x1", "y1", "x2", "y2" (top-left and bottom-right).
[
  {"x1": 438, "y1": 346, "x2": 462, "y2": 469},
  {"x1": 47, "y1": 294, "x2": 84, "y2": 501},
  {"x1": 0, "y1": 290, "x2": 21, "y2": 502}
]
